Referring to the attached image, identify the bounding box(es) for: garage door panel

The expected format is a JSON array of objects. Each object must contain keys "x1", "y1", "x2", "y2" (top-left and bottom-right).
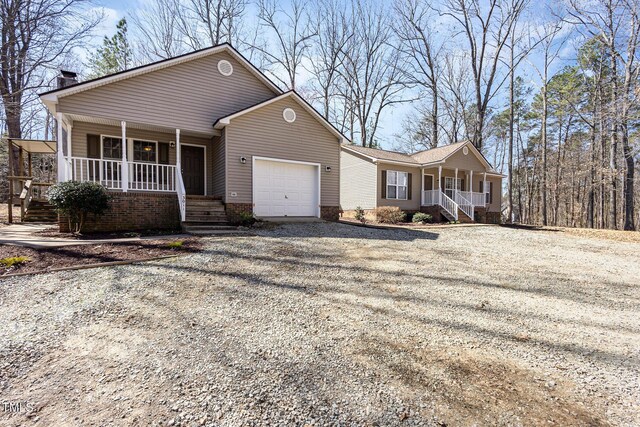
[{"x1": 254, "y1": 159, "x2": 318, "y2": 217}]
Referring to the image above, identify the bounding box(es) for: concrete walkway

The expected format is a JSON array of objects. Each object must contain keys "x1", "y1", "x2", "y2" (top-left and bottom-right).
[{"x1": 0, "y1": 223, "x2": 190, "y2": 249}]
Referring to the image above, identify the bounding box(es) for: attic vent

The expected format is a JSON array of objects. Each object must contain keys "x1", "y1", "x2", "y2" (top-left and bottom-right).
[
  {"x1": 218, "y1": 60, "x2": 233, "y2": 76},
  {"x1": 463, "y1": 146, "x2": 469, "y2": 155},
  {"x1": 283, "y1": 108, "x2": 296, "y2": 123}
]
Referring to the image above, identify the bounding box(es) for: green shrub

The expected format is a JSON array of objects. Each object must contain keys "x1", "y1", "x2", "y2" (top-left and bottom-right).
[
  {"x1": 375, "y1": 206, "x2": 406, "y2": 224},
  {"x1": 412, "y1": 212, "x2": 433, "y2": 224},
  {"x1": 0, "y1": 256, "x2": 30, "y2": 268},
  {"x1": 354, "y1": 206, "x2": 367, "y2": 224},
  {"x1": 167, "y1": 240, "x2": 184, "y2": 249},
  {"x1": 238, "y1": 211, "x2": 256, "y2": 226},
  {"x1": 48, "y1": 181, "x2": 110, "y2": 234}
]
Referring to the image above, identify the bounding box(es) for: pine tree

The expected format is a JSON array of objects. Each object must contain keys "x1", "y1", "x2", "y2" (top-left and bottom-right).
[{"x1": 87, "y1": 18, "x2": 133, "y2": 79}]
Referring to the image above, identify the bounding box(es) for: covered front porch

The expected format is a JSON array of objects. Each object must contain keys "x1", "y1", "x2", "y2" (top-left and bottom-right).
[
  {"x1": 420, "y1": 165, "x2": 490, "y2": 221},
  {"x1": 55, "y1": 113, "x2": 220, "y2": 222}
]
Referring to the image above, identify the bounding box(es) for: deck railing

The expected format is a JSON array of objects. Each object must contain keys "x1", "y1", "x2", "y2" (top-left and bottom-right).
[
  {"x1": 458, "y1": 190, "x2": 486, "y2": 207},
  {"x1": 439, "y1": 191, "x2": 458, "y2": 221},
  {"x1": 69, "y1": 157, "x2": 177, "y2": 192},
  {"x1": 454, "y1": 190, "x2": 474, "y2": 220},
  {"x1": 421, "y1": 189, "x2": 440, "y2": 206}
]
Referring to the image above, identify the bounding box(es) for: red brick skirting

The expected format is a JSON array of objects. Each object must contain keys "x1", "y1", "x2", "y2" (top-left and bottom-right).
[
  {"x1": 320, "y1": 206, "x2": 340, "y2": 221},
  {"x1": 59, "y1": 191, "x2": 180, "y2": 233},
  {"x1": 226, "y1": 203, "x2": 340, "y2": 223}
]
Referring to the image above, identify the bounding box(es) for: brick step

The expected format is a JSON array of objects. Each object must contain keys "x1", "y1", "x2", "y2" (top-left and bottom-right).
[
  {"x1": 185, "y1": 216, "x2": 229, "y2": 223},
  {"x1": 186, "y1": 207, "x2": 226, "y2": 213}
]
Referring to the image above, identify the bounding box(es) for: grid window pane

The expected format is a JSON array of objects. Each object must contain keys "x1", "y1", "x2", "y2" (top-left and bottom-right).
[
  {"x1": 387, "y1": 185, "x2": 397, "y2": 199},
  {"x1": 387, "y1": 171, "x2": 397, "y2": 185},
  {"x1": 133, "y1": 140, "x2": 157, "y2": 163},
  {"x1": 103, "y1": 137, "x2": 122, "y2": 159},
  {"x1": 398, "y1": 186, "x2": 407, "y2": 199}
]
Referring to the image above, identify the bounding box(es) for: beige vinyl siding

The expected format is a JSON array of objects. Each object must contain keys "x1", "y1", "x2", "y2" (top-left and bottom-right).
[
  {"x1": 441, "y1": 147, "x2": 488, "y2": 171},
  {"x1": 225, "y1": 97, "x2": 340, "y2": 207},
  {"x1": 70, "y1": 121, "x2": 216, "y2": 195},
  {"x1": 211, "y1": 131, "x2": 226, "y2": 198},
  {"x1": 376, "y1": 164, "x2": 421, "y2": 211},
  {"x1": 340, "y1": 150, "x2": 376, "y2": 210},
  {"x1": 468, "y1": 173, "x2": 503, "y2": 212},
  {"x1": 58, "y1": 51, "x2": 277, "y2": 135}
]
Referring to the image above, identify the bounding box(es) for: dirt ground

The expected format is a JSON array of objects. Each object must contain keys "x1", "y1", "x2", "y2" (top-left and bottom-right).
[
  {"x1": 0, "y1": 223, "x2": 638, "y2": 426},
  {"x1": 0, "y1": 205, "x2": 21, "y2": 225}
]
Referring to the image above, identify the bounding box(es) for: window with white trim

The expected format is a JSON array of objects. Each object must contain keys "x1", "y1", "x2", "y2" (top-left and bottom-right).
[
  {"x1": 102, "y1": 136, "x2": 122, "y2": 159},
  {"x1": 132, "y1": 140, "x2": 157, "y2": 163},
  {"x1": 386, "y1": 171, "x2": 408, "y2": 200}
]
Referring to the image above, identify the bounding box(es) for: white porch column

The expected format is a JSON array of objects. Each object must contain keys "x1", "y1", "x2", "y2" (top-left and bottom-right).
[
  {"x1": 483, "y1": 172, "x2": 487, "y2": 206},
  {"x1": 121, "y1": 121, "x2": 128, "y2": 192},
  {"x1": 420, "y1": 168, "x2": 424, "y2": 205},
  {"x1": 66, "y1": 122, "x2": 73, "y2": 181},
  {"x1": 176, "y1": 129, "x2": 181, "y2": 167},
  {"x1": 56, "y1": 112, "x2": 66, "y2": 182},
  {"x1": 470, "y1": 170, "x2": 474, "y2": 209},
  {"x1": 454, "y1": 168, "x2": 458, "y2": 193},
  {"x1": 438, "y1": 165, "x2": 442, "y2": 204}
]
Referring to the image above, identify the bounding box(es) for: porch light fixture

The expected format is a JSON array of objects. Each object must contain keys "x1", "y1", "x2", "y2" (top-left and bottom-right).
[
  {"x1": 143, "y1": 145, "x2": 153, "y2": 152},
  {"x1": 240, "y1": 156, "x2": 247, "y2": 164},
  {"x1": 169, "y1": 141, "x2": 176, "y2": 148},
  {"x1": 325, "y1": 165, "x2": 332, "y2": 172}
]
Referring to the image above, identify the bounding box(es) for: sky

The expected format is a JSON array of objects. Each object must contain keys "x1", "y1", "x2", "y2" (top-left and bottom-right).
[{"x1": 83, "y1": 0, "x2": 580, "y2": 154}]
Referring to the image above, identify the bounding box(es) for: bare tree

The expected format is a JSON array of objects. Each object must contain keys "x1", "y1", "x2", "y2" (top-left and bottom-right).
[
  {"x1": 340, "y1": 0, "x2": 408, "y2": 147},
  {"x1": 394, "y1": 0, "x2": 443, "y2": 148},
  {"x1": 0, "y1": 0, "x2": 101, "y2": 139},
  {"x1": 307, "y1": 0, "x2": 351, "y2": 120},
  {"x1": 441, "y1": 0, "x2": 529, "y2": 151},
  {"x1": 252, "y1": 0, "x2": 316, "y2": 90},
  {"x1": 131, "y1": 0, "x2": 186, "y2": 61}
]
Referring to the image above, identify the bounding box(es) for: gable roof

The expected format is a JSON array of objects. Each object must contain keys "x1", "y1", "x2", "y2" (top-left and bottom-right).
[
  {"x1": 341, "y1": 145, "x2": 419, "y2": 165},
  {"x1": 39, "y1": 43, "x2": 282, "y2": 108},
  {"x1": 341, "y1": 140, "x2": 503, "y2": 174},
  {"x1": 213, "y1": 91, "x2": 349, "y2": 143}
]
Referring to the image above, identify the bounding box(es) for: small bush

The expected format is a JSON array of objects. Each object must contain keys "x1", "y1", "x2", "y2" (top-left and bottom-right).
[
  {"x1": 167, "y1": 241, "x2": 184, "y2": 249},
  {"x1": 412, "y1": 212, "x2": 433, "y2": 224},
  {"x1": 48, "y1": 181, "x2": 110, "y2": 234},
  {"x1": 0, "y1": 256, "x2": 30, "y2": 268},
  {"x1": 354, "y1": 206, "x2": 367, "y2": 224},
  {"x1": 375, "y1": 206, "x2": 406, "y2": 224},
  {"x1": 238, "y1": 211, "x2": 256, "y2": 226}
]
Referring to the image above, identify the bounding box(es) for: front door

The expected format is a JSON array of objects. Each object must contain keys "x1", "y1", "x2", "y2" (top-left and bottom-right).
[{"x1": 181, "y1": 145, "x2": 205, "y2": 195}]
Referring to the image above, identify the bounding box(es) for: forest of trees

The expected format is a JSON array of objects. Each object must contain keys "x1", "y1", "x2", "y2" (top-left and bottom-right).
[{"x1": 1, "y1": 0, "x2": 639, "y2": 230}]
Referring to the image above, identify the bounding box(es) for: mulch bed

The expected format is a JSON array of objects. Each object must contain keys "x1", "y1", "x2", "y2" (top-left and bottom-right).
[
  {"x1": 35, "y1": 227, "x2": 185, "y2": 240},
  {"x1": 0, "y1": 238, "x2": 202, "y2": 276}
]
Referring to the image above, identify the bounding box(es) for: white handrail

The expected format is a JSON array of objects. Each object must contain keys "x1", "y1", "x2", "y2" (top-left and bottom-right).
[
  {"x1": 459, "y1": 190, "x2": 486, "y2": 207},
  {"x1": 439, "y1": 190, "x2": 458, "y2": 221},
  {"x1": 175, "y1": 165, "x2": 186, "y2": 222},
  {"x1": 128, "y1": 162, "x2": 176, "y2": 191},
  {"x1": 70, "y1": 157, "x2": 122, "y2": 189},
  {"x1": 454, "y1": 190, "x2": 474, "y2": 220}
]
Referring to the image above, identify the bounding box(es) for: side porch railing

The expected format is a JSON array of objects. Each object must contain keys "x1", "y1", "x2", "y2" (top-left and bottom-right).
[{"x1": 421, "y1": 189, "x2": 459, "y2": 221}]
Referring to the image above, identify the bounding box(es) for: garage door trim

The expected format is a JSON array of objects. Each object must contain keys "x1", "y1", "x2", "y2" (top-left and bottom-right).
[{"x1": 252, "y1": 156, "x2": 321, "y2": 218}]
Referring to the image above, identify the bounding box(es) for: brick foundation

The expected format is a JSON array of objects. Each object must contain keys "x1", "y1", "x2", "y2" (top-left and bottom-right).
[
  {"x1": 320, "y1": 206, "x2": 340, "y2": 221},
  {"x1": 225, "y1": 203, "x2": 253, "y2": 225},
  {"x1": 474, "y1": 208, "x2": 502, "y2": 224},
  {"x1": 419, "y1": 205, "x2": 444, "y2": 223},
  {"x1": 59, "y1": 191, "x2": 180, "y2": 233}
]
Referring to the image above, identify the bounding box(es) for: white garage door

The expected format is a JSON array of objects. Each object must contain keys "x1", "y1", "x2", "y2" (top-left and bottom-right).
[{"x1": 254, "y1": 159, "x2": 319, "y2": 217}]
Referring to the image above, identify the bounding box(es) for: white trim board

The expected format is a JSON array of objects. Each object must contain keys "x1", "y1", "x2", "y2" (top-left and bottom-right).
[{"x1": 251, "y1": 155, "x2": 321, "y2": 218}]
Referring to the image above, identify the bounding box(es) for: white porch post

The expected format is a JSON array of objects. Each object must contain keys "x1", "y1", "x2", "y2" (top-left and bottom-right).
[
  {"x1": 470, "y1": 170, "x2": 474, "y2": 210},
  {"x1": 454, "y1": 168, "x2": 458, "y2": 193},
  {"x1": 438, "y1": 165, "x2": 442, "y2": 204},
  {"x1": 121, "y1": 121, "x2": 128, "y2": 192},
  {"x1": 176, "y1": 129, "x2": 181, "y2": 167},
  {"x1": 483, "y1": 172, "x2": 487, "y2": 206},
  {"x1": 421, "y1": 168, "x2": 424, "y2": 205},
  {"x1": 56, "y1": 112, "x2": 66, "y2": 182},
  {"x1": 66, "y1": 122, "x2": 73, "y2": 181}
]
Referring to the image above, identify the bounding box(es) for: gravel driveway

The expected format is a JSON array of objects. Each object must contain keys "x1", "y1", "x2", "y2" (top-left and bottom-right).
[{"x1": 1, "y1": 223, "x2": 638, "y2": 426}]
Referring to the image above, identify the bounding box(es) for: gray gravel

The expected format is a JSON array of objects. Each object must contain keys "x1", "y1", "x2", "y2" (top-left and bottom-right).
[{"x1": 0, "y1": 223, "x2": 638, "y2": 426}]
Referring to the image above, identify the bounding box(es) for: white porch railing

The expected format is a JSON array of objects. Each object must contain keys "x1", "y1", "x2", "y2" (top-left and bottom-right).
[
  {"x1": 421, "y1": 189, "x2": 440, "y2": 206},
  {"x1": 454, "y1": 190, "x2": 474, "y2": 220},
  {"x1": 69, "y1": 157, "x2": 177, "y2": 192},
  {"x1": 439, "y1": 191, "x2": 458, "y2": 221},
  {"x1": 128, "y1": 162, "x2": 176, "y2": 191},
  {"x1": 458, "y1": 190, "x2": 487, "y2": 207},
  {"x1": 175, "y1": 167, "x2": 186, "y2": 222},
  {"x1": 70, "y1": 157, "x2": 123, "y2": 189}
]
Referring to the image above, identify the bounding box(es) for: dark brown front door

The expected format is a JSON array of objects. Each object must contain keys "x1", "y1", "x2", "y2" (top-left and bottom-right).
[{"x1": 181, "y1": 145, "x2": 205, "y2": 195}]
